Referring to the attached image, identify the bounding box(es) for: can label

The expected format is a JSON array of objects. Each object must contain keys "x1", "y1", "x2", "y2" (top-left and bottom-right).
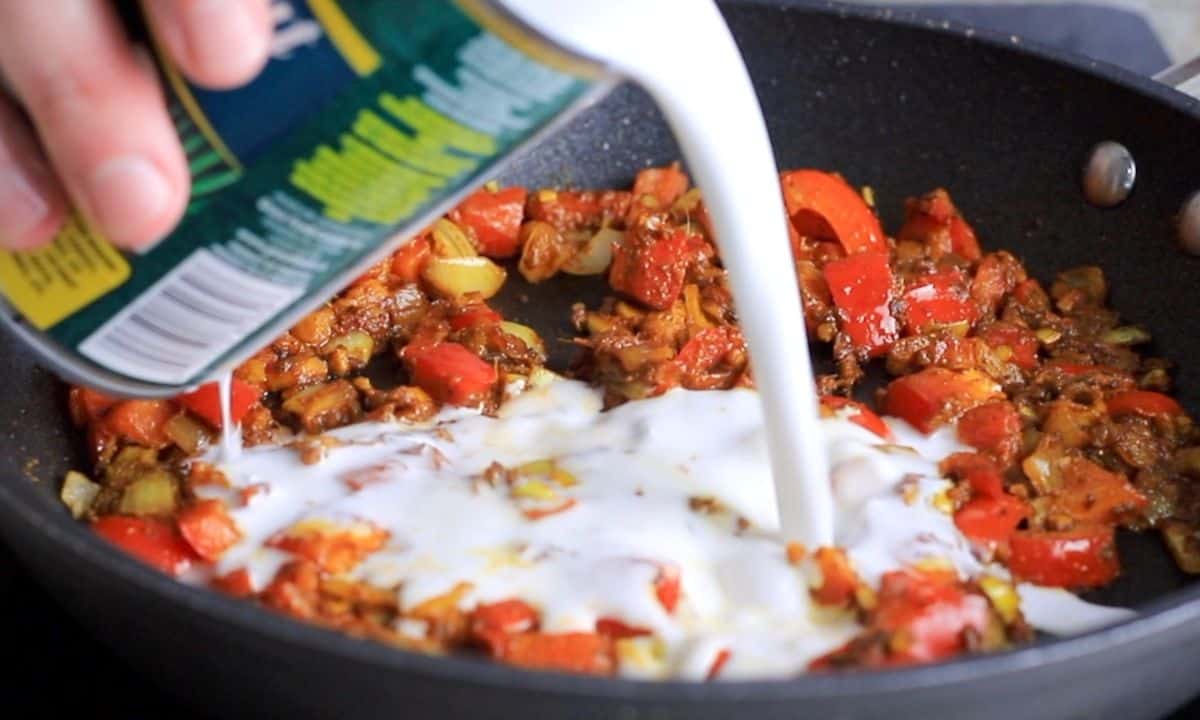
[{"x1": 0, "y1": 0, "x2": 595, "y2": 389}]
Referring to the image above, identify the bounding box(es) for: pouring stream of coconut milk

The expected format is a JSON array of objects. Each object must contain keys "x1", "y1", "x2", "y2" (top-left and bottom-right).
[{"x1": 499, "y1": 0, "x2": 833, "y2": 546}]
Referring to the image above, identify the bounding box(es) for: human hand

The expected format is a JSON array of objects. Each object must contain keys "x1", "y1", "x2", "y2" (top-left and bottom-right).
[{"x1": 0, "y1": 0, "x2": 273, "y2": 251}]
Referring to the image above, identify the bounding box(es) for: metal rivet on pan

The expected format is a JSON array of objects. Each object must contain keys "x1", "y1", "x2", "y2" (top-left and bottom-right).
[
  {"x1": 1180, "y1": 192, "x2": 1200, "y2": 256},
  {"x1": 1082, "y1": 141, "x2": 1136, "y2": 208}
]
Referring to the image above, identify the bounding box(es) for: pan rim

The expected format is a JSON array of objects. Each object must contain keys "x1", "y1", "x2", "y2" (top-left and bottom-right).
[{"x1": 4, "y1": 0, "x2": 1200, "y2": 705}]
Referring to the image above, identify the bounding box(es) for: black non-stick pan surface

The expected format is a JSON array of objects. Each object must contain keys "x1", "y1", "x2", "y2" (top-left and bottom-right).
[{"x1": 2, "y1": 1, "x2": 1200, "y2": 718}]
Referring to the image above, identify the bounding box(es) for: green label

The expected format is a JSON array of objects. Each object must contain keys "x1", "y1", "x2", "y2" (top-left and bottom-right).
[{"x1": 40, "y1": 0, "x2": 593, "y2": 386}]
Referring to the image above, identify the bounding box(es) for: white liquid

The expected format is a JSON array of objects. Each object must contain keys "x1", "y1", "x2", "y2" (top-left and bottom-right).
[
  {"x1": 500, "y1": 0, "x2": 832, "y2": 547},
  {"x1": 197, "y1": 376, "x2": 1131, "y2": 679}
]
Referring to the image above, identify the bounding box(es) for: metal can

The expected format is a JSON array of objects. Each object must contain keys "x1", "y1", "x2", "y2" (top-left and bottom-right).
[{"x1": 0, "y1": 0, "x2": 610, "y2": 396}]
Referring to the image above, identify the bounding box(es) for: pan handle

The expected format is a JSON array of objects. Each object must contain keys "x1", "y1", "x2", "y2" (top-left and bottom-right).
[{"x1": 1154, "y1": 57, "x2": 1200, "y2": 100}]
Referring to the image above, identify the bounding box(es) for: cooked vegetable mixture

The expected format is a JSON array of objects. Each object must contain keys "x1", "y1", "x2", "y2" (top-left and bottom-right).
[{"x1": 65, "y1": 165, "x2": 1200, "y2": 676}]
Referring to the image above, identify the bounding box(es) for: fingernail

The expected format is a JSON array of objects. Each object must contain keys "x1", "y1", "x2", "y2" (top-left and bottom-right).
[
  {"x1": 88, "y1": 156, "x2": 171, "y2": 246},
  {"x1": 185, "y1": 0, "x2": 264, "y2": 76},
  {"x1": 0, "y1": 167, "x2": 49, "y2": 249}
]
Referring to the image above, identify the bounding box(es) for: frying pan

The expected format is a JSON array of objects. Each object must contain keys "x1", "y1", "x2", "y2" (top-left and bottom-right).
[{"x1": 2, "y1": 1, "x2": 1200, "y2": 718}]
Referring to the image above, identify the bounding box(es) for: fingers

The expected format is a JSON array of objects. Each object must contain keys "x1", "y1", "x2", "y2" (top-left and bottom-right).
[
  {"x1": 0, "y1": 0, "x2": 189, "y2": 250},
  {"x1": 143, "y1": 0, "x2": 273, "y2": 90},
  {"x1": 0, "y1": 96, "x2": 69, "y2": 249}
]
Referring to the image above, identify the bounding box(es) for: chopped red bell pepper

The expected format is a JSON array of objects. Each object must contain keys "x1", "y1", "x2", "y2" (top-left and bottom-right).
[
  {"x1": 872, "y1": 568, "x2": 993, "y2": 664},
  {"x1": 883, "y1": 368, "x2": 1002, "y2": 434},
  {"x1": 822, "y1": 251, "x2": 899, "y2": 357},
  {"x1": 608, "y1": 227, "x2": 693, "y2": 310},
  {"x1": 177, "y1": 499, "x2": 243, "y2": 563},
  {"x1": 674, "y1": 326, "x2": 745, "y2": 389},
  {"x1": 956, "y1": 401, "x2": 1022, "y2": 464},
  {"x1": 820, "y1": 395, "x2": 893, "y2": 440},
  {"x1": 68, "y1": 387, "x2": 119, "y2": 425},
  {"x1": 178, "y1": 377, "x2": 261, "y2": 429},
  {"x1": 655, "y1": 565, "x2": 681, "y2": 614},
  {"x1": 525, "y1": 189, "x2": 631, "y2": 233},
  {"x1": 449, "y1": 186, "x2": 528, "y2": 258},
  {"x1": 1105, "y1": 390, "x2": 1183, "y2": 418},
  {"x1": 1008, "y1": 526, "x2": 1120, "y2": 588},
  {"x1": 954, "y1": 494, "x2": 1029, "y2": 545},
  {"x1": 595, "y1": 617, "x2": 652, "y2": 639},
  {"x1": 780, "y1": 170, "x2": 884, "y2": 254},
  {"x1": 448, "y1": 303, "x2": 503, "y2": 330},
  {"x1": 978, "y1": 323, "x2": 1039, "y2": 370},
  {"x1": 707, "y1": 648, "x2": 733, "y2": 680},
  {"x1": 390, "y1": 236, "x2": 431, "y2": 284},
  {"x1": 403, "y1": 342, "x2": 498, "y2": 407},
  {"x1": 92, "y1": 515, "x2": 197, "y2": 576},
  {"x1": 105, "y1": 400, "x2": 178, "y2": 447},
  {"x1": 490, "y1": 632, "x2": 615, "y2": 675},
  {"x1": 211, "y1": 567, "x2": 255, "y2": 597},
  {"x1": 897, "y1": 188, "x2": 981, "y2": 260},
  {"x1": 1053, "y1": 458, "x2": 1148, "y2": 525},
  {"x1": 628, "y1": 163, "x2": 689, "y2": 220},
  {"x1": 473, "y1": 599, "x2": 539, "y2": 636},
  {"x1": 900, "y1": 267, "x2": 978, "y2": 334},
  {"x1": 811, "y1": 546, "x2": 860, "y2": 608}
]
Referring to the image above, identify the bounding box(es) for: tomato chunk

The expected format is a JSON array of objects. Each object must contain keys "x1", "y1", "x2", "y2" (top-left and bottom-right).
[
  {"x1": 609, "y1": 228, "x2": 692, "y2": 310},
  {"x1": 674, "y1": 326, "x2": 746, "y2": 389},
  {"x1": 1105, "y1": 390, "x2": 1183, "y2": 418},
  {"x1": 92, "y1": 516, "x2": 196, "y2": 576},
  {"x1": 450, "y1": 187, "x2": 528, "y2": 258},
  {"x1": 883, "y1": 368, "x2": 1002, "y2": 434},
  {"x1": 820, "y1": 396, "x2": 893, "y2": 440},
  {"x1": 403, "y1": 342, "x2": 498, "y2": 407},
  {"x1": 822, "y1": 251, "x2": 898, "y2": 357},
  {"x1": 178, "y1": 378, "x2": 261, "y2": 429},
  {"x1": 900, "y1": 268, "x2": 977, "y2": 334},
  {"x1": 177, "y1": 499, "x2": 242, "y2": 562},
  {"x1": 780, "y1": 170, "x2": 884, "y2": 254},
  {"x1": 473, "y1": 599, "x2": 539, "y2": 635},
  {"x1": 1051, "y1": 458, "x2": 1148, "y2": 525},
  {"x1": 1008, "y1": 526, "x2": 1119, "y2": 588},
  {"x1": 105, "y1": 400, "x2": 178, "y2": 447},
  {"x1": 655, "y1": 565, "x2": 681, "y2": 613},
  {"x1": 68, "y1": 387, "x2": 119, "y2": 426}
]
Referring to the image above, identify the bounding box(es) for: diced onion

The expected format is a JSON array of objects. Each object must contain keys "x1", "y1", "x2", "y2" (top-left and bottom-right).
[
  {"x1": 562, "y1": 227, "x2": 620, "y2": 276},
  {"x1": 422, "y1": 256, "x2": 506, "y2": 301}
]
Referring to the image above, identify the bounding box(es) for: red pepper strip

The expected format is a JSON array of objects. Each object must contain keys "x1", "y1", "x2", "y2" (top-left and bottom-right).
[
  {"x1": 820, "y1": 395, "x2": 893, "y2": 440},
  {"x1": 822, "y1": 251, "x2": 898, "y2": 357},
  {"x1": 1106, "y1": 390, "x2": 1183, "y2": 418},
  {"x1": 608, "y1": 228, "x2": 692, "y2": 310},
  {"x1": 449, "y1": 186, "x2": 527, "y2": 258},
  {"x1": 779, "y1": 170, "x2": 884, "y2": 254},
  {"x1": 883, "y1": 368, "x2": 1002, "y2": 434},
  {"x1": 706, "y1": 649, "x2": 733, "y2": 680},
  {"x1": 403, "y1": 342, "x2": 498, "y2": 407},
  {"x1": 177, "y1": 499, "x2": 243, "y2": 563},
  {"x1": 92, "y1": 516, "x2": 197, "y2": 576},
  {"x1": 178, "y1": 377, "x2": 261, "y2": 429},
  {"x1": 900, "y1": 267, "x2": 978, "y2": 334},
  {"x1": 1008, "y1": 526, "x2": 1119, "y2": 588}
]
